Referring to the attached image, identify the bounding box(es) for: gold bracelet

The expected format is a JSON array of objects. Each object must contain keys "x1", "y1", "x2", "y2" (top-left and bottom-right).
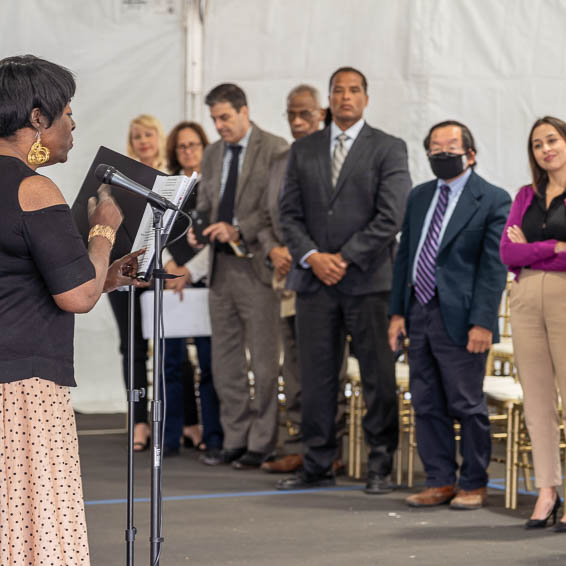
[{"x1": 88, "y1": 224, "x2": 116, "y2": 247}]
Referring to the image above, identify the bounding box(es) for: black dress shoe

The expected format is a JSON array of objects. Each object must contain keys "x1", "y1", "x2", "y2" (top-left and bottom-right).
[
  {"x1": 200, "y1": 447, "x2": 246, "y2": 466},
  {"x1": 276, "y1": 470, "x2": 336, "y2": 491},
  {"x1": 232, "y1": 451, "x2": 267, "y2": 470},
  {"x1": 364, "y1": 472, "x2": 394, "y2": 495}
]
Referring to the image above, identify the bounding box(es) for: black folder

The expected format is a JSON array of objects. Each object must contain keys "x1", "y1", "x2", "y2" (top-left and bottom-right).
[{"x1": 71, "y1": 146, "x2": 168, "y2": 262}]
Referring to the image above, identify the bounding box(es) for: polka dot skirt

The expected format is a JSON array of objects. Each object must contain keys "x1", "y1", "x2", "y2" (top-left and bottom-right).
[{"x1": 0, "y1": 378, "x2": 90, "y2": 565}]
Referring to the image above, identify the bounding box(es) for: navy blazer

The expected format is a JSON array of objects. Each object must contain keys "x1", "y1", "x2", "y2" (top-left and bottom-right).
[
  {"x1": 280, "y1": 123, "x2": 411, "y2": 295},
  {"x1": 389, "y1": 170, "x2": 511, "y2": 346}
]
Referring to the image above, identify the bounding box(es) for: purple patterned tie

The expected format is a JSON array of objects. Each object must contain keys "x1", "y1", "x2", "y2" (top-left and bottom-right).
[{"x1": 414, "y1": 184, "x2": 450, "y2": 305}]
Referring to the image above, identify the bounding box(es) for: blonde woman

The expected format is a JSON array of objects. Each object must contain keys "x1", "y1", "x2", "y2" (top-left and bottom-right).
[
  {"x1": 127, "y1": 114, "x2": 167, "y2": 171},
  {"x1": 108, "y1": 114, "x2": 168, "y2": 451}
]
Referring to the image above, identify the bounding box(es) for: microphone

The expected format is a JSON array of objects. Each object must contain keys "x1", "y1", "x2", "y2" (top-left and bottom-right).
[{"x1": 94, "y1": 164, "x2": 179, "y2": 212}]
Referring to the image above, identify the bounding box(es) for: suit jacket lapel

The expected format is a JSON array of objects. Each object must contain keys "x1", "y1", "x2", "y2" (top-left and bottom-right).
[
  {"x1": 317, "y1": 128, "x2": 332, "y2": 199},
  {"x1": 438, "y1": 171, "x2": 482, "y2": 255},
  {"x1": 330, "y1": 124, "x2": 372, "y2": 205},
  {"x1": 236, "y1": 125, "x2": 260, "y2": 206}
]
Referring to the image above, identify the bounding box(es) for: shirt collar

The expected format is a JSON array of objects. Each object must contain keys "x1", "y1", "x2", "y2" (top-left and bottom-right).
[
  {"x1": 436, "y1": 166, "x2": 472, "y2": 195},
  {"x1": 330, "y1": 118, "x2": 365, "y2": 143},
  {"x1": 228, "y1": 125, "x2": 253, "y2": 151}
]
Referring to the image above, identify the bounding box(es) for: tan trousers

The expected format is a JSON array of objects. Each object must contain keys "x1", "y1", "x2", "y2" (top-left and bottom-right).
[
  {"x1": 510, "y1": 269, "x2": 566, "y2": 488},
  {"x1": 209, "y1": 254, "x2": 280, "y2": 454}
]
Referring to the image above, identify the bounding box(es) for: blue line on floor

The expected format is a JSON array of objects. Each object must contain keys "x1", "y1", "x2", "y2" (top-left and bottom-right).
[
  {"x1": 84, "y1": 486, "x2": 361, "y2": 506},
  {"x1": 487, "y1": 481, "x2": 537, "y2": 496},
  {"x1": 84, "y1": 478, "x2": 538, "y2": 506}
]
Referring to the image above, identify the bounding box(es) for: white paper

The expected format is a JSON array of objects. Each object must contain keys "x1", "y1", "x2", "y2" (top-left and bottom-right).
[
  {"x1": 132, "y1": 172, "x2": 198, "y2": 279},
  {"x1": 140, "y1": 288, "x2": 211, "y2": 339}
]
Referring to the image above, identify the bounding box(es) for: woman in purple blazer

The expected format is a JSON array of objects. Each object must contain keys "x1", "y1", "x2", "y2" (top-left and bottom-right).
[{"x1": 500, "y1": 116, "x2": 566, "y2": 531}]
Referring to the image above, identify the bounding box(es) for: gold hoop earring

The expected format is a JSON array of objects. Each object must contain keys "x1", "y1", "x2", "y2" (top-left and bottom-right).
[{"x1": 27, "y1": 131, "x2": 50, "y2": 166}]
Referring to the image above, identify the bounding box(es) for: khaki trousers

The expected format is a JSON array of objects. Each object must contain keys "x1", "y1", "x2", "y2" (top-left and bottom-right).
[
  {"x1": 209, "y1": 254, "x2": 280, "y2": 454},
  {"x1": 510, "y1": 269, "x2": 566, "y2": 488}
]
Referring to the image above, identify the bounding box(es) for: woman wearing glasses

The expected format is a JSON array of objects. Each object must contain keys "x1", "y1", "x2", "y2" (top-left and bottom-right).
[{"x1": 162, "y1": 122, "x2": 224, "y2": 458}]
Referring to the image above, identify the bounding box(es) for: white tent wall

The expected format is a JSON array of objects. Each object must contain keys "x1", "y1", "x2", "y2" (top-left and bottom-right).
[
  {"x1": 1, "y1": 0, "x2": 566, "y2": 412},
  {"x1": 0, "y1": 0, "x2": 187, "y2": 412},
  {"x1": 202, "y1": 0, "x2": 566, "y2": 190}
]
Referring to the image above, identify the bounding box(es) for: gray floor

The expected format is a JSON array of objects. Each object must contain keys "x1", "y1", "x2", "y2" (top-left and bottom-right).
[{"x1": 78, "y1": 414, "x2": 566, "y2": 566}]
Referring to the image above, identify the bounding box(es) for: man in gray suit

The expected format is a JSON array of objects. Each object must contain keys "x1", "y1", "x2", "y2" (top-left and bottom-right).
[
  {"x1": 195, "y1": 83, "x2": 288, "y2": 469},
  {"x1": 257, "y1": 84, "x2": 326, "y2": 474},
  {"x1": 278, "y1": 67, "x2": 412, "y2": 492}
]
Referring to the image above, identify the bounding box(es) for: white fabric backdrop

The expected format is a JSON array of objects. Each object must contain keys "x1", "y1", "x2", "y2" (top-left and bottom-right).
[
  {"x1": 1, "y1": 0, "x2": 565, "y2": 411},
  {"x1": 0, "y1": 0, "x2": 186, "y2": 412},
  {"x1": 202, "y1": 0, "x2": 566, "y2": 190}
]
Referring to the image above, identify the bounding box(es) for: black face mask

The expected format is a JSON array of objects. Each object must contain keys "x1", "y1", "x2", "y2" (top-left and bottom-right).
[{"x1": 428, "y1": 152, "x2": 467, "y2": 180}]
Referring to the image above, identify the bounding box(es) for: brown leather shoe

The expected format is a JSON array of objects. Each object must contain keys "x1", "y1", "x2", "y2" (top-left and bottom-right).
[
  {"x1": 449, "y1": 487, "x2": 487, "y2": 510},
  {"x1": 406, "y1": 485, "x2": 456, "y2": 507},
  {"x1": 261, "y1": 454, "x2": 303, "y2": 474}
]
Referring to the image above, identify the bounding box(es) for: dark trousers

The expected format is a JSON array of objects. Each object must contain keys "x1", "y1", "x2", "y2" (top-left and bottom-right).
[
  {"x1": 108, "y1": 289, "x2": 148, "y2": 424},
  {"x1": 163, "y1": 338, "x2": 197, "y2": 449},
  {"x1": 296, "y1": 287, "x2": 398, "y2": 477},
  {"x1": 279, "y1": 315, "x2": 302, "y2": 453},
  {"x1": 194, "y1": 336, "x2": 223, "y2": 450},
  {"x1": 278, "y1": 314, "x2": 348, "y2": 457},
  {"x1": 163, "y1": 337, "x2": 223, "y2": 451},
  {"x1": 407, "y1": 297, "x2": 491, "y2": 490}
]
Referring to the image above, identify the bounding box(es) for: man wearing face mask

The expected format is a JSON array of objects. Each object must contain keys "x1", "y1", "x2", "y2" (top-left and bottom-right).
[{"x1": 388, "y1": 120, "x2": 511, "y2": 509}]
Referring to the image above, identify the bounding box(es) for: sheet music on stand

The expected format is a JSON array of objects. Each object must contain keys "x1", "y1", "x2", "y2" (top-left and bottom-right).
[{"x1": 132, "y1": 172, "x2": 198, "y2": 280}]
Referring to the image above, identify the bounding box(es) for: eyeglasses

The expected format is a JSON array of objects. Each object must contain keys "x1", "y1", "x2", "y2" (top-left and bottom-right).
[
  {"x1": 283, "y1": 110, "x2": 318, "y2": 121},
  {"x1": 176, "y1": 142, "x2": 202, "y2": 152}
]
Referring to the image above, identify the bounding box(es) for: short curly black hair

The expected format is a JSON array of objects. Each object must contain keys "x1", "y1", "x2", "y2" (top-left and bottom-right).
[{"x1": 0, "y1": 54, "x2": 75, "y2": 138}]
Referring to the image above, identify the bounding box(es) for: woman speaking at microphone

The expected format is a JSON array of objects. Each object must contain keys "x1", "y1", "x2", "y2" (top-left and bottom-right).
[{"x1": 0, "y1": 55, "x2": 144, "y2": 565}]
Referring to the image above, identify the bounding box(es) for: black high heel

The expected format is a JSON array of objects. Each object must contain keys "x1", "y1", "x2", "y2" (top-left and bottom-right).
[{"x1": 524, "y1": 496, "x2": 562, "y2": 529}]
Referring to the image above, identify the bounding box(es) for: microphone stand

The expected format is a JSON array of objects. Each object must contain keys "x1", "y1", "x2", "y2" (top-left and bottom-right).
[
  {"x1": 125, "y1": 285, "x2": 144, "y2": 566},
  {"x1": 149, "y1": 206, "x2": 166, "y2": 566}
]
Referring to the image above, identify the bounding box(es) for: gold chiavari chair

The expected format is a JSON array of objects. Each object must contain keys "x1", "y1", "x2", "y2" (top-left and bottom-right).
[
  {"x1": 485, "y1": 274, "x2": 514, "y2": 376},
  {"x1": 346, "y1": 356, "x2": 414, "y2": 483}
]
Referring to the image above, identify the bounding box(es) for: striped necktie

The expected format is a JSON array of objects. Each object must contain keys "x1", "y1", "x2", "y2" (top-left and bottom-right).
[
  {"x1": 414, "y1": 184, "x2": 451, "y2": 305},
  {"x1": 331, "y1": 133, "x2": 349, "y2": 187}
]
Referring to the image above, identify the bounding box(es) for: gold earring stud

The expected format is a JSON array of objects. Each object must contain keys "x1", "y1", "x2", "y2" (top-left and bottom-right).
[{"x1": 27, "y1": 131, "x2": 50, "y2": 166}]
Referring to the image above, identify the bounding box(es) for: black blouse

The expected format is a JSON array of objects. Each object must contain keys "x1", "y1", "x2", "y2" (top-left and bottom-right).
[
  {"x1": 522, "y1": 181, "x2": 566, "y2": 243},
  {"x1": 0, "y1": 156, "x2": 95, "y2": 386}
]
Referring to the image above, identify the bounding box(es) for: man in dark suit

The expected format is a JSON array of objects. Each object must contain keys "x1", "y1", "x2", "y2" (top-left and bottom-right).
[
  {"x1": 278, "y1": 67, "x2": 412, "y2": 492},
  {"x1": 389, "y1": 120, "x2": 511, "y2": 509},
  {"x1": 194, "y1": 83, "x2": 288, "y2": 469}
]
